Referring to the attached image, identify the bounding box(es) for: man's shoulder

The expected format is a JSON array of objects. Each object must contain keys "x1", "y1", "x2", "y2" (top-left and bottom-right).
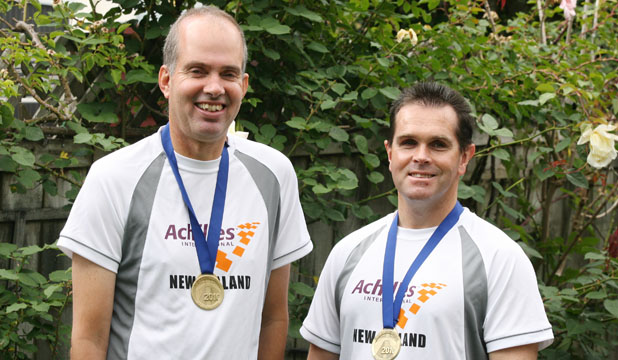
[{"x1": 459, "y1": 208, "x2": 528, "y2": 256}]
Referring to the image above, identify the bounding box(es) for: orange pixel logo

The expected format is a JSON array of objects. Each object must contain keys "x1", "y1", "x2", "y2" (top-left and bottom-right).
[
  {"x1": 215, "y1": 222, "x2": 260, "y2": 272},
  {"x1": 396, "y1": 283, "x2": 447, "y2": 329}
]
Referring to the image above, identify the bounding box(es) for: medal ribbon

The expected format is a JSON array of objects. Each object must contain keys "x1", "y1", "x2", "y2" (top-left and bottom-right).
[
  {"x1": 161, "y1": 124, "x2": 229, "y2": 274},
  {"x1": 381, "y1": 201, "x2": 464, "y2": 329}
]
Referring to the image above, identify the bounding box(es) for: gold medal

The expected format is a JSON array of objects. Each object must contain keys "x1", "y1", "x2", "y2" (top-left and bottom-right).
[
  {"x1": 191, "y1": 274, "x2": 224, "y2": 310},
  {"x1": 371, "y1": 328, "x2": 401, "y2": 360}
]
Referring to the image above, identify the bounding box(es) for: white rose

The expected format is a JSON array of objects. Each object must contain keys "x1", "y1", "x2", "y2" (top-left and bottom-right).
[
  {"x1": 227, "y1": 121, "x2": 249, "y2": 139},
  {"x1": 577, "y1": 123, "x2": 618, "y2": 168},
  {"x1": 396, "y1": 29, "x2": 418, "y2": 46}
]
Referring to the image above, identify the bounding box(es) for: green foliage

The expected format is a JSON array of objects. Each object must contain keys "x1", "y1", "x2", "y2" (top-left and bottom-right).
[{"x1": 0, "y1": 243, "x2": 71, "y2": 359}]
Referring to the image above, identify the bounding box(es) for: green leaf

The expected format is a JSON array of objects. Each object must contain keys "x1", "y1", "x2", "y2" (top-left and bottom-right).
[
  {"x1": 0, "y1": 155, "x2": 17, "y2": 172},
  {"x1": 23, "y1": 126, "x2": 44, "y2": 141},
  {"x1": 566, "y1": 172, "x2": 589, "y2": 189},
  {"x1": 17, "y1": 168, "x2": 41, "y2": 188},
  {"x1": 31, "y1": 302, "x2": 50, "y2": 312},
  {"x1": 492, "y1": 182, "x2": 516, "y2": 198},
  {"x1": 0, "y1": 103, "x2": 15, "y2": 128},
  {"x1": 49, "y1": 269, "x2": 71, "y2": 282},
  {"x1": 458, "y1": 182, "x2": 475, "y2": 199},
  {"x1": 0, "y1": 242, "x2": 17, "y2": 256},
  {"x1": 555, "y1": 138, "x2": 571, "y2": 152},
  {"x1": 361, "y1": 88, "x2": 378, "y2": 100},
  {"x1": 517, "y1": 242, "x2": 543, "y2": 259},
  {"x1": 331, "y1": 83, "x2": 346, "y2": 96},
  {"x1": 43, "y1": 180, "x2": 58, "y2": 196},
  {"x1": 111, "y1": 69, "x2": 122, "y2": 85},
  {"x1": 307, "y1": 41, "x2": 328, "y2": 53},
  {"x1": 518, "y1": 100, "x2": 539, "y2": 107},
  {"x1": 342, "y1": 91, "x2": 358, "y2": 102},
  {"x1": 0, "y1": 268, "x2": 19, "y2": 280},
  {"x1": 324, "y1": 207, "x2": 345, "y2": 222},
  {"x1": 364, "y1": 153, "x2": 380, "y2": 169},
  {"x1": 312, "y1": 184, "x2": 330, "y2": 194},
  {"x1": 354, "y1": 135, "x2": 368, "y2": 154},
  {"x1": 491, "y1": 149, "x2": 510, "y2": 161},
  {"x1": 44, "y1": 284, "x2": 62, "y2": 298},
  {"x1": 260, "y1": 17, "x2": 291, "y2": 35},
  {"x1": 262, "y1": 48, "x2": 280, "y2": 60},
  {"x1": 329, "y1": 127, "x2": 349, "y2": 142},
  {"x1": 77, "y1": 103, "x2": 118, "y2": 123},
  {"x1": 493, "y1": 128, "x2": 514, "y2": 138},
  {"x1": 321, "y1": 99, "x2": 338, "y2": 110},
  {"x1": 379, "y1": 87, "x2": 400, "y2": 100},
  {"x1": 11, "y1": 146, "x2": 35, "y2": 167},
  {"x1": 116, "y1": 23, "x2": 131, "y2": 34},
  {"x1": 74, "y1": 133, "x2": 93, "y2": 144},
  {"x1": 290, "y1": 281, "x2": 315, "y2": 297},
  {"x1": 584, "y1": 252, "x2": 605, "y2": 260},
  {"x1": 124, "y1": 69, "x2": 157, "y2": 84},
  {"x1": 286, "y1": 5, "x2": 323, "y2": 22},
  {"x1": 20, "y1": 245, "x2": 44, "y2": 256},
  {"x1": 586, "y1": 290, "x2": 607, "y2": 300},
  {"x1": 367, "y1": 171, "x2": 384, "y2": 184},
  {"x1": 6, "y1": 303, "x2": 28, "y2": 313},
  {"x1": 286, "y1": 117, "x2": 307, "y2": 130},
  {"x1": 539, "y1": 93, "x2": 556, "y2": 105},
  {"x1": 82, "y1": 37, "x2": 108, "y2": 46},
  {"x1": 604, "y1": 299, "x2": 618, "y2": 318},
  {"x1": 536, "y1": 83, "x2": 555, "y2": 92},
  {"x1": 481, "y1": 114, "x2": 499, "y2": 130}
]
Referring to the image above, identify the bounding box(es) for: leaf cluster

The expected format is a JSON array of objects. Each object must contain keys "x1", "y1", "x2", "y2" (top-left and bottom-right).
[{"x1": 0, "y1": 243, "x2": 71, "y2": 359}]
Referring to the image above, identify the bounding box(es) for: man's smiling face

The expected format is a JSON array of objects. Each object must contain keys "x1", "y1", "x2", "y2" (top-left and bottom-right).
[
  {"x1": 159, "y1": 14, "x2": 248, "y2": 159},
  {"x1": 385, "y1": 103, "x2": 474, "y2": 209}
]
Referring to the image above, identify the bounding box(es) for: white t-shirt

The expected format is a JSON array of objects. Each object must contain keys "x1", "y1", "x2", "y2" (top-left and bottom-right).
[
  {"x1": 301, "y1": 210, "x2": 553, "y2": 359},
  {"x1": 58, "y1": 128, "x2": 312, "y2": 359}
]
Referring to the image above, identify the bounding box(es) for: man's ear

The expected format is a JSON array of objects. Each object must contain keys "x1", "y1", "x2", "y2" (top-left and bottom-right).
[
  {"x1": 241, "y1": 73, "x2": 249, "y2": 98},
  {"x1": 158, "y1": 65, "x2": 171, "y2": 99},
  {"x1": 458, "y1": 143, "x2": 476, "y2": 176},
  {"x1": 385, "y1": 139, "x2": 393, "y2": 170}
]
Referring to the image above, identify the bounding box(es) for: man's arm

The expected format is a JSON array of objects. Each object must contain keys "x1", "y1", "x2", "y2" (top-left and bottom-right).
[
  {"x1": 307, "y1": 344, "x2": 339, "y2": 360},
  {"x1": 258, "y1": 264, "x2": 291, "y2": 360},
  {"x1": 489, "y1": 343, "x2": 538, "y2": 360},
  {"x1": 70, "y1": 254, "x2": 116, "y2": 360}
]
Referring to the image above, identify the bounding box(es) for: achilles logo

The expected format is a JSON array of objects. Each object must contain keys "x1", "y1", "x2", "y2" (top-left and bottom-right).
[
  {"x1": 351, "y1": 279, "x2": 416, "y2": 298},
  {"x1": 164, "y1": 224, "x2": 236, "y2": 241}
]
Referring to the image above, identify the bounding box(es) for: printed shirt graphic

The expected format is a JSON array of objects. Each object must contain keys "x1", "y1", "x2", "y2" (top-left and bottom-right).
[
  {"x1": 58, "y1": 129, "x2": 312, "y2": 359},
  {"x1": 301, "y1": 211, "x2": 553, "y2": 360}
]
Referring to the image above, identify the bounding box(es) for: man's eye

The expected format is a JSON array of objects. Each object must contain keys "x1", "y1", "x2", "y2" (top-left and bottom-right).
[{"x1": 432, "y1": 141, "x2": 448, "y2": 149}]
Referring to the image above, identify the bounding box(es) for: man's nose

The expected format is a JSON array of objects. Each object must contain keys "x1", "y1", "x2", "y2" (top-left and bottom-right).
[
  {"x1": 202, "y1": 76, "x2": 225, "y2": 97},
  {"x1": 413, "y1": 145, "x2": 431, "y2": 163}
]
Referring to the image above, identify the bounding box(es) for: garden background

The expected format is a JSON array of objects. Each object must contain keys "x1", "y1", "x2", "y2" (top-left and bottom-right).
[{"x1": 1, "y1": 0, "x2": 617, "y2": 358}]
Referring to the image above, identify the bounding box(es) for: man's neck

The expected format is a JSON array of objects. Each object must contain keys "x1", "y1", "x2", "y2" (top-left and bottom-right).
[
  {"x1": 397, "y1": 197, "x2": 457, "y2": 229},
  {"x1": 169, "y1": 129, "x2": 226, "y2": 161}
]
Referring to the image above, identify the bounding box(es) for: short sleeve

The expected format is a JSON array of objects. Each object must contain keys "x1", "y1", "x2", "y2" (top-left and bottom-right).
[
  {"x1": 269, "y1": 156, "x2": 312, "y2": 269},
  {"x1": 57, "y1": 157, "x2": 134, "y2": 273},
  {"x1": 483, "y1": 242, "x2": 554, "y2": 352},
  {"x1": 300, "y1": 246, "x2": 344, "y2": 354}
]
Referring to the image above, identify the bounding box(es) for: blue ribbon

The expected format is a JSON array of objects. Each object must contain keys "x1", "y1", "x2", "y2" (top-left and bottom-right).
[
  {"x1": 382, "y1": 202, "x2": 464, "y2": 329},
  {"x1": 161, "y1": 124, "x2": 229, "y2": 274}
]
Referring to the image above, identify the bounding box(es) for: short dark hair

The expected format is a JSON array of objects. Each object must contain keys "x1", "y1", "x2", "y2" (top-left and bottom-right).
[
  {"x1": 163, "y1": 6, "x2": 248, "y2": 74},
  {"x1": 388, "y1": 82, "x2": 474, "y2": 152}
]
